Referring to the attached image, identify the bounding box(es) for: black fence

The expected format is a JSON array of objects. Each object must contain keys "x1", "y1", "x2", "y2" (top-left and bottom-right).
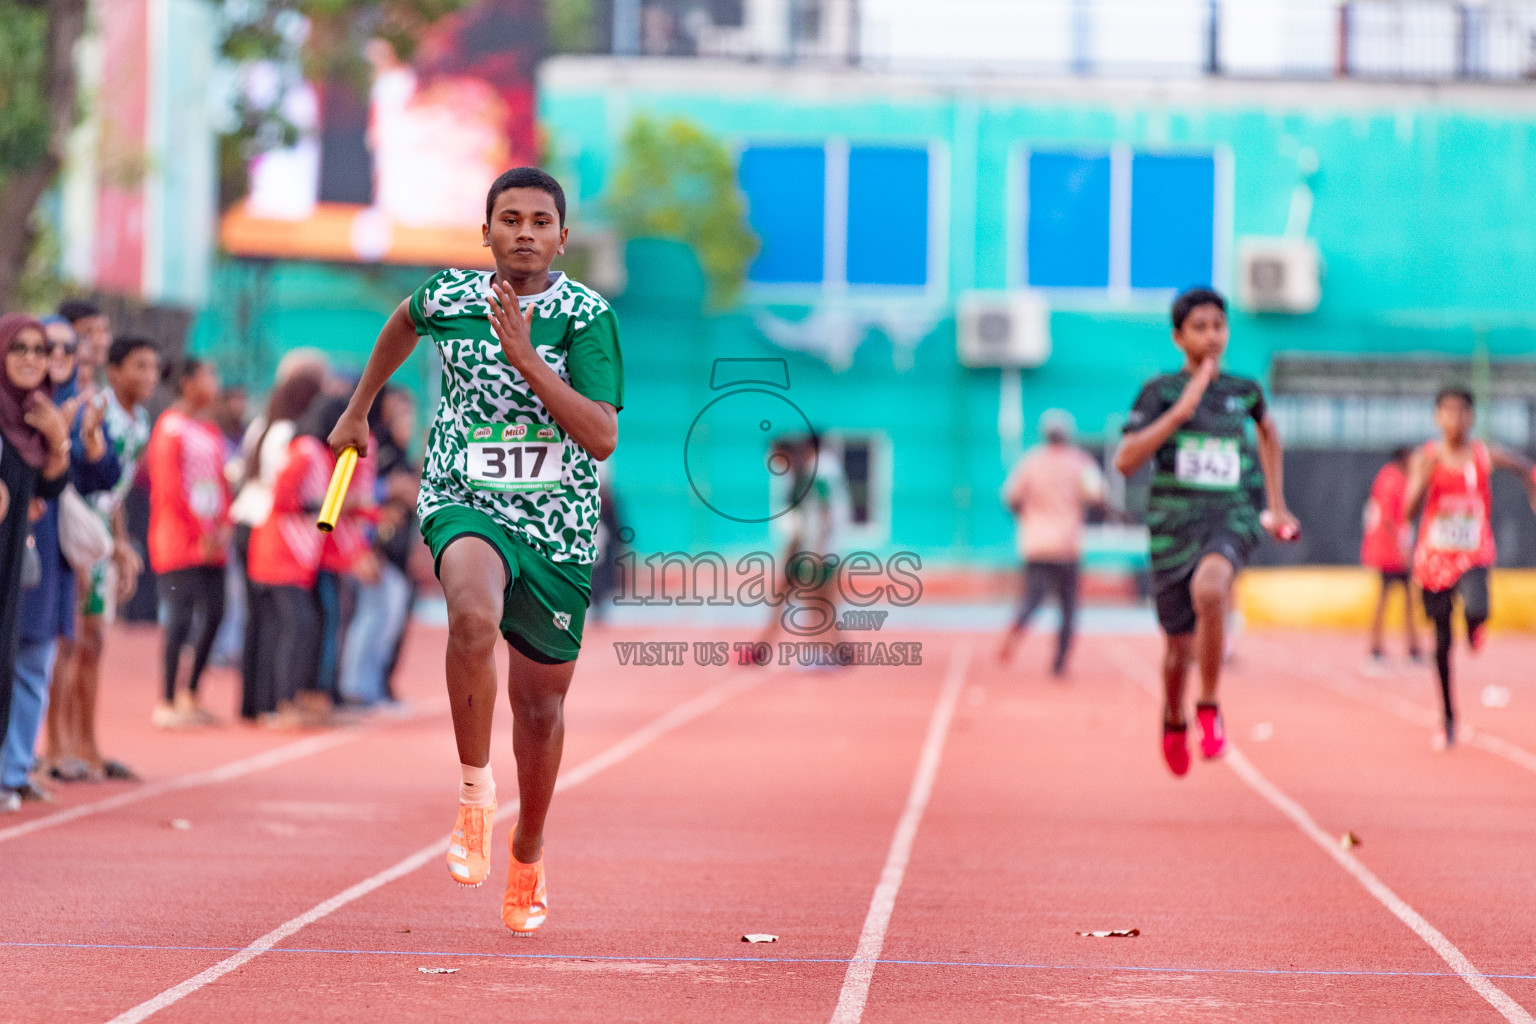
[
  {"x1": 1106, "y1": 444, "x2": 1536, "y2": 569},
  {"x1": 1251, "y1": 448, "x2": 1536, "y2": 568},
  {"x1": 88, "y1": 294, "x2": 192, "y2": 359},
  {"x1": 587, "y1": 1, "x2": 1536, "y2": 83}
]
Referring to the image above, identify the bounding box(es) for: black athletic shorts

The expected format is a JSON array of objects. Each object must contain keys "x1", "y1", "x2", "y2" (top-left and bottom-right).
[
  {"x1": 1420, "y1": 566, "x2": 1490, "y2": 624},
  {"x1": 1379, "y1": 568, "x2": 1411, "y2": 586},
  {"x1": 1152, "y1": 528, "x2": 1256, "y2": 636}
]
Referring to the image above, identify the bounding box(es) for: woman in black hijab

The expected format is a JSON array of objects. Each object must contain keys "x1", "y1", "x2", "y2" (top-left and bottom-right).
[{"x1": 0, "y1": 314, "x2": 75, "y2": 762}]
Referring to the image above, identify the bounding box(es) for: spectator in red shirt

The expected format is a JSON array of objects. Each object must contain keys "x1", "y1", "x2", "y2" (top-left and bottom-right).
[
  {"x1": 247, "y1": 396, "x2": 348, "y2": 726},
  {"x1": 313, "y1": 419, "x2": 376, "y2": 708},
  {"x1": 146, "y1": 358, "x2": 232, "y2": 726},
  {"x1": 1361, "y1": 446, "x2": 1421, "y2": 665},
  {"x1": 229, "y1": 369, "x2": 325, "y2": 720}
]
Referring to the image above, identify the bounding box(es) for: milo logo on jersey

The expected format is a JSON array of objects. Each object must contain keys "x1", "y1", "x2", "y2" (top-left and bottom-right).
[
  {"x1": 472, "y1": 426, "x2": 494, "y2": 440},
  {"x1": 536, "y1": 427, "x2": 556, "y2": 441},
  {"x1": 501, "y1": 424, "x2": 529, "y2": 441}
]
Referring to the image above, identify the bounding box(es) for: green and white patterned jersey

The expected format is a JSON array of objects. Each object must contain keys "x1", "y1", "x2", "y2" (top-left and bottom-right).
[
  {"x1": 411, "y1": 269, "x2": 623, "y2": 565},
  {"x1": 88, "y1": 388, "x2": 150, "y2": 522}
]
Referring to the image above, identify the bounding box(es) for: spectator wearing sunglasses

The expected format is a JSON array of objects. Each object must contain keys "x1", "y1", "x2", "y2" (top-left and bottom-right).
[
  {"x1": 0, "y1": 316, "x2": 76, "y2": 811},
  {"x1": 4, "y1": 318, "x2": 117, "y2": 806}
]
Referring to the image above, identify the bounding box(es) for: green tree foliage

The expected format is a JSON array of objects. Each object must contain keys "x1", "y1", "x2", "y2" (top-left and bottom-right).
[
  {"x1": 216, "y1": 0, "x2": 475, "y2": 208},
  {"x1": 608, "y1": 116, "x2": 759, "y2": 307},
  {"x1": 360, "y1": 0, "x2": 485, "y2": 73},
  {"x1": 0, "y1": 2, "x2": 65, "y2": 308},
  {"x1": 547, "y1": 0, "x2": 596, "y2": 53},
  {"x1": 0, "y1": 0, "x2": 85, "y2": 310},
  {"x1": 0, "y1": 2, "x2": 50, "y2": 179},
  {"x1": 223, "y1": 0, "x2": 474, "y2": 90}
]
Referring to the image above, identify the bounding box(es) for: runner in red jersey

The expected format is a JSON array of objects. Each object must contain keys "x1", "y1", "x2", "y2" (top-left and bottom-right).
[
  {"x1": 1361, "y1": 447, "x2": 1421, "y2": 665},
  {"x1": 1406, "y1": 386, "x2": 1536, "y2": 748}
]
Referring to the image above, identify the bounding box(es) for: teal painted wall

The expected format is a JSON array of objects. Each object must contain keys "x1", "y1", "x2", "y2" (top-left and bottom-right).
[
  {"x1": 189, "y1": 72, "x2": 1536, "y2": 566},
  {"x1": 188, "y1": 260, "x2": 439, "y2": 407}
]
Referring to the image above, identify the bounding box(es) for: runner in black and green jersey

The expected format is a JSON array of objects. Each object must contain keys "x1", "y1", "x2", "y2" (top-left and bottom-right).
[
  {"x1": 1115, "y1": 288, "x2": 1298, "y2": 777},
  {"x1": 330, "y1": 168, "x2": 622, "y2": 934}
]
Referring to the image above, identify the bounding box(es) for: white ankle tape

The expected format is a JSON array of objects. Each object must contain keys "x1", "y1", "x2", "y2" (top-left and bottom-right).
[{"x1": 459, "y1": 762, "x2": 496, "y2": 807}]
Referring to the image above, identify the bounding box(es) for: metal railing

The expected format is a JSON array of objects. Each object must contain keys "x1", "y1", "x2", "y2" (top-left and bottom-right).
[{"x1": 593, "y1": 0, "x2": 1536, "y2": 83}]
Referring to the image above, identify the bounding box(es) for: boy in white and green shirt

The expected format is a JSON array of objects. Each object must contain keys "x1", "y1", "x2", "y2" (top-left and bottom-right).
[{"x1": 331, "y1": 168, "x2": 622, "y2": 935}]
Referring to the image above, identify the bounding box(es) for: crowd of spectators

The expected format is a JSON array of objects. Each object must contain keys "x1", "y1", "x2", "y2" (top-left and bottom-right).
[{"x1": 0, "y1": 302, "x2": 426, "y2": 812}]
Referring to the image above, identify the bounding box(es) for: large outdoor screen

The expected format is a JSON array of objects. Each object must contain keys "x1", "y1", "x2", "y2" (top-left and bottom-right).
[{"x1": 220, "y1": 0, "x2": 542, "y2": 267}]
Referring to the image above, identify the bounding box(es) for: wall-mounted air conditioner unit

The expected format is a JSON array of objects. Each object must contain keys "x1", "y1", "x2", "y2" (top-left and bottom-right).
[
  {"x1": 956, "y1": 291, "x2": 1051, "y2": 368},
  {"x1": 1237, "y1": 237, "x2": 1321, "y2": 313}
]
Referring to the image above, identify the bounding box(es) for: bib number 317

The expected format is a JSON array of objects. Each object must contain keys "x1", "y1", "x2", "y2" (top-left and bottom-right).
[
  {"x1": 1175, "y1": 435, "x2": 1240, "y2": 490},
  {"x1": 466, "y1": 423, "x2": 564, "y2": 492}
]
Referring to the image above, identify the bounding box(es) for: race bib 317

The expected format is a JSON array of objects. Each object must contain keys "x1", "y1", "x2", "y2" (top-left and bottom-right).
[{"x1": 464, "y1": 422, "x2": 565, "y2": 492}]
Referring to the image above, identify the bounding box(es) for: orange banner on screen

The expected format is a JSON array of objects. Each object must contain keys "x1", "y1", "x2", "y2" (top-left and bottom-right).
[{"x1": 221, "y1": 202, "x2": 495, "y2": 267}]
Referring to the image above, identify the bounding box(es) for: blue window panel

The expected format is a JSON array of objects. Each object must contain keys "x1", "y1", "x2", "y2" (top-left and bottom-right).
[
  {"x1": 739, "y1": 146, "x2": 825, "y2": 284},
  {"x1": 847, "y1": 147, "x2": 929, "y2": 286},
  {"x1": 1129, "y1": 154, "x2": 1215, "y2": 290},
  {"x1": 1026, "y1": 152, "x2": 1111, "y2": 288}
]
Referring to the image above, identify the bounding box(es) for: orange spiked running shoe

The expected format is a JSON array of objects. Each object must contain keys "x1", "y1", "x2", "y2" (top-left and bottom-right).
[
  {"x1": 502, "y1": 847, "x2": 548, "y2": 936},
  {"x1": 446, "y1": 801, "x2": 496, "y2": 888}
]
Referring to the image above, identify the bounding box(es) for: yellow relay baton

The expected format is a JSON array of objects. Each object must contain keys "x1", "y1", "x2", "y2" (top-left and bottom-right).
[{"x1": 316, "y1": 446, "x2": 359, "y2": 533}]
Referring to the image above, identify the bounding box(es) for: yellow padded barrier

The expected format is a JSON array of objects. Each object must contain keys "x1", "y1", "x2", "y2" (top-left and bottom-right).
[{"x1": 1235, "y1": 567, "x2": 1536, "y2": 632}]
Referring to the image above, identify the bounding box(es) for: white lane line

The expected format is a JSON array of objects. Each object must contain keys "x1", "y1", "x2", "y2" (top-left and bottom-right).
[
  {"x1": 829, "y1": 645, "x2": 971, "y2": 1024},
  {"x1": 0, "y1": 731, "x2": 364, "y2": 845},
  {"x1": 1108, "y1": 636, "x2": 1533, "y2": 1021},
  {"x1": 1226, "y1": 747, "x2": 1534, "y2": 1024},
  {"x1": 1468, "y1": 731, "x2": 1536, "y2": 775},
  {"x1": 1246, "y1": 633, "x2": 1536, "y2": 779},
  {"x1": 1318, "y1": 663, "x2": 1536, "y2": 777},
  {"x1": 104, "y1": 668, "x2": 775, "y2": 1024}
]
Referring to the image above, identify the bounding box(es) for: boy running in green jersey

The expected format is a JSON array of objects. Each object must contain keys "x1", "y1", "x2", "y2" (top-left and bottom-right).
[
  {"x1": 330, "y1": 168, "x2": 622, "y2": 934},
  {"x1": 1114, "y1": 288, "x2": 1298, "y2": 777}
]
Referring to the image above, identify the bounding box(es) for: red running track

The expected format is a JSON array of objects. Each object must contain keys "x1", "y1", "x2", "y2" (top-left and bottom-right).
[{"x1": 2, "y1": 622, "x2": 1534, "y2": 1023}]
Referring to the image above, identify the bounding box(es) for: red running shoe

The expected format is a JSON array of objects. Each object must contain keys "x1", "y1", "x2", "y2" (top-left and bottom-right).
[
  {"x1": 1162, "y1": 722, "x2": 1190, "y2": 777},
  {"x1": 1468, "y1": 622, "x2": 1487, "y2": 654},
  {"x1": 1196, "y1": 703, "x2": 1226, "y2": 759}
]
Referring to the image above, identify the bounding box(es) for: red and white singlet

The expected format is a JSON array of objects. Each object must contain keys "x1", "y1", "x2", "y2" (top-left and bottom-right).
[{"x1": 1412, "y1": 440, "x2": 1495, "y2": 593}]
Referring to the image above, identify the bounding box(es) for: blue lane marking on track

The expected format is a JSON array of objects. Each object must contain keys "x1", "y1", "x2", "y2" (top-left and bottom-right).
[
  {"x1": 4, "y1": 942, "x2": 1534, "y2": 981},
  {"x1": 412, "y1": 597, "x2": 1162, "y2": 634}
]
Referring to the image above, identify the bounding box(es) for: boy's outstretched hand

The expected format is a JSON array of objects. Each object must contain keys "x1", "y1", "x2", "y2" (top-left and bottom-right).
[
  {"x1": 488, "y1": 279, "x2": 538, "y2": 372},
  {"x1": 1260, "y1": 507, "x2": 1302, "y2": 542},
  {"x1": 1173, "y1": 356, "x2": 1219, "y2": 420}
]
